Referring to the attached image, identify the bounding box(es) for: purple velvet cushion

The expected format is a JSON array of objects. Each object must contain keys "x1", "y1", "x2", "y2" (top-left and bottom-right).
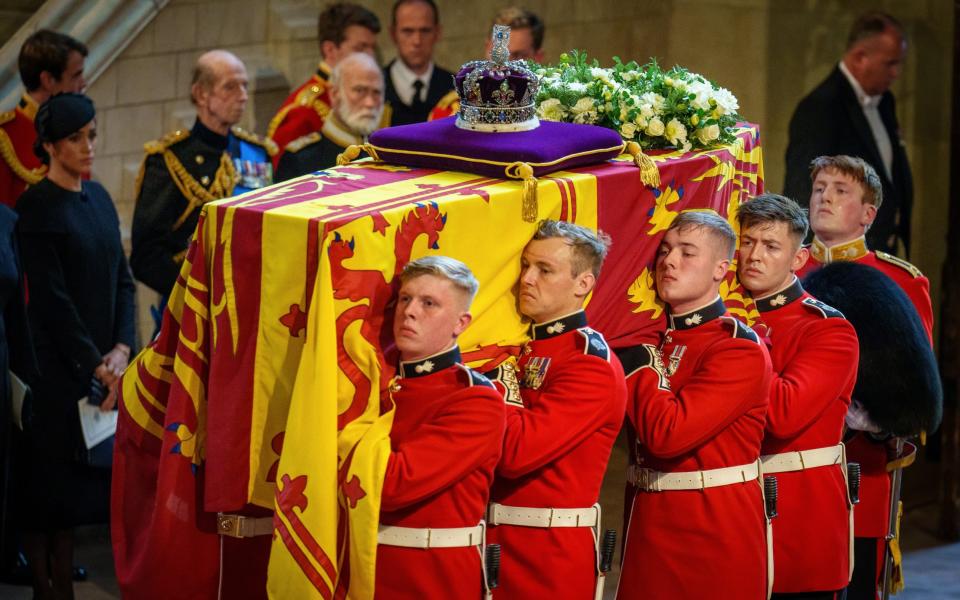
[{"x1": 368, "y1": 117, "x2": 624, "y2": 178}]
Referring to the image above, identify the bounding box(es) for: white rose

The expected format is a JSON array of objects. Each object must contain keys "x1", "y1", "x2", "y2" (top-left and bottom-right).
[
  {"x1": 645, "y1": 117, "x2": 665, "y2": 137},
  {"x1": 620, "y1": 122, "x2": 638, "y2": 139},
  {"x1": 590, "y1": 67, "x2": 612, "y2": 82},
  {"x1": 639, "y1": 92, "x2": 666, "y2": 111},
  {"x1": 687, "y1": 80, "x2": 712, "y2": 111},
  {"x1": 665, "y1": 118, "x2": 687, "y2": 146},
  {"x1": 713, "y1": 87, "x2": 739, "y2": 115},
  {"x1": 566, "y1": 82, "x2": 588, "y2": 94},
  {"x1": 696, "y1": 123, "x2": 721, "y2": 145},
  {"x1": 537, "y1": 98, "x2": 568, "y2": 122}
]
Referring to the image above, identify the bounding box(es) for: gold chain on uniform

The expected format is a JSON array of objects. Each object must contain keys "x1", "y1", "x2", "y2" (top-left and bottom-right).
[
  {"x1": 165, "y1": 149, "x2": 239, "y2": 230},
  {"x1": 0, "y1": 126, "x2": 46, "y2": 185}
]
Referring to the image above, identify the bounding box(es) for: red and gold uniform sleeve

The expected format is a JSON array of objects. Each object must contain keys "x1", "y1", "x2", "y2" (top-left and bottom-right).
[
  {"x1": 381, "y1": 387, "x2": 504, "y2": 511},
  {"x1": 766, "y1": 318, "x2": 858, "y2": 439},
  {"x1": 499, "y1": 355, "x2": 623, "y2": 478},
  {"x1": 905, "y1": 275, "x2": 933, "y2": 345},
  {"x1": 626, "y1": 339, "x2": 771, "y2": 458}
]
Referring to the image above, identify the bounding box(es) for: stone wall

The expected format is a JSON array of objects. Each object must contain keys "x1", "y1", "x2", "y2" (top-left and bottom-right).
[{"x1": 77, "y1": 0, "x2": 953, "y2": 343}]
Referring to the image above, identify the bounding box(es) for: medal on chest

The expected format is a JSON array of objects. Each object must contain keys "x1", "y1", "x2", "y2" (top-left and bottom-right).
[
  {"x1": 522, "y1": 356, "x2": 551, "y2": 390},
  {"x1": 660, "y1": 334, "x2": 687, "y2": 377}
]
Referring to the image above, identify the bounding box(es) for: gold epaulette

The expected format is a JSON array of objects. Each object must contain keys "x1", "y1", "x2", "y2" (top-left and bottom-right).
[
  {"x1": 284, "y1": 132, "x2": 322, "y2": 154},
  {"x1": 267, "y1": 77, "x2": 331, "y2": 138},
  {"x1": 876, "y1": 251, "x2": 923, "y2": 278},
  {"x1": 232, "y1": 126, "x2": 278, "y2": 157},
  {"x1": 144, "y1": 129, "x2": 190, "y2": 155},
  {"x1": 434, "y1": 89, "x2": 459, "y2": 111},
  {"x1": 0, "y1": 112, "x2": 46, "y2": 186}
]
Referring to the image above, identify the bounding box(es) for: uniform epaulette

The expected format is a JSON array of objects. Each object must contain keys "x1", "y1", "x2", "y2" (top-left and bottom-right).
[
  {"x1": 232, "y1": 126, "x2": 279, "y2": 157},
  {"x1": 284, "y1": 132, "x2": 322, "y2": 155},
  {"x1": 720, "y1": 316, "x2": 760, "y2": 343},
  {"x1": 434, "y1": 89, "x2": 459, "y2": 111},
  {"x1": 0, "y1": 110, "x2": 14, "y2": 126},
  {"x1": 456, "y1": 364, "x2": 495, "y2": 389},
  {"x1": 614, "y1": 344, "x2": 670, "y2": 390},
  {"x1": 801, "y1": 297, "x2": 845, "y2": 319},
  {"x1": 144, "y1": 129, "x2": 190, "y2": 154},
  {"x1": 876, "y1": 251, "x2": 923, "y2": 279},
  {"x1": 577, "y1": 327, "x2": 611, "y2": 360},
  {"x1": 484, "y1": 359, "x2": 523, "y2": 406}
]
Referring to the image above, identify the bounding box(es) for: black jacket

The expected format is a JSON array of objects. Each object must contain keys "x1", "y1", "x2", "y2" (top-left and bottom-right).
[
  {"x1": 16, "y1": 178, "x2": 135, "y2": 458},
  {"x1": 783, "y1": 67, "x2": 913, "y2": 255},
  {"x1": 384, "y1": 60, "x2": 455, "y2": 126}
]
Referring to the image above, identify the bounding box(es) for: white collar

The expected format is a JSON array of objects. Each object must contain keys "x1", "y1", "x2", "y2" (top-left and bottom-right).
[
  {"x1": 838, "y1": 60, "x2": 882, "y2": 109},
  {"x1": 390, "y1": 59, "x2": 434, "y2": 103}
]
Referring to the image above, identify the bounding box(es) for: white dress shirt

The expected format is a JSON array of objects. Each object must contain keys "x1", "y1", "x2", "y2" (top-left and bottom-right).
[
  {"x1": 389, "y1": 59, "x2": 434, "y2": 107},
  {"x1": 839, "y1": 60, "x2": 894, "y2": 180}
]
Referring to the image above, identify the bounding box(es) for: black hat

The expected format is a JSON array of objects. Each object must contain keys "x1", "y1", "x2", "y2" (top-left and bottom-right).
[{"x1": 33, "y1": 92, "x2": 95, "y2": 164}]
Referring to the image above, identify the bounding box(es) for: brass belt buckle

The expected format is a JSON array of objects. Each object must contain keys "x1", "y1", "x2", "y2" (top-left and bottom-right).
[{"x1": 217, "y1": 513, "x2": 244, "y2": 538}]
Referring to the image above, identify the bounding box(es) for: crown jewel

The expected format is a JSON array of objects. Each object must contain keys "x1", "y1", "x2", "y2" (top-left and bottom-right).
[{"x1": 454, "y1": 25, "x2": 540, "y2": 132}]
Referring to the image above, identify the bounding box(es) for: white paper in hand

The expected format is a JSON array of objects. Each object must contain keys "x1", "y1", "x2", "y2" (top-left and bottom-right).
[
  {"x1": 77, "y1": 398, "x2": 118, "y2": 449},
  {"x1": 10, "y1": 370, "x2": 28, "y2": 431}
]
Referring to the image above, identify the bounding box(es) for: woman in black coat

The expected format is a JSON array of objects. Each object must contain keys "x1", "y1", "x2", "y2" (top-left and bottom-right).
[{"x1": 16, "y1": 93, "x2": 135, "y2": 600}]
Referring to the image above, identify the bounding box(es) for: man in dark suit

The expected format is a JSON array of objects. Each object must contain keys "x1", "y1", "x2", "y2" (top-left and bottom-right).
[
  {"x1": 383, "y1": 0, "x2": 455, "y2": 125},
  {"x1": 784, "y1": 11, "x2": 911, "y2": 256}
]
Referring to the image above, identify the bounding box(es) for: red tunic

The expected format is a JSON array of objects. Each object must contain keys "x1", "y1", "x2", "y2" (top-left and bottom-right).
[
  {"x1": 798, "y1": 237, "x2": 934, "y2": 539},
  {"x1": 751, "y1": 278, "x2": 858, "y2": 592},
  {"x1": 489, "y1": 311, "x2": 626, "y2": 600},
  {"x1": 427, "y1": 90, "x2": 459, "y2": 121},
  {"x1": 616, "y1": 297, "x2": 771, "y2": 600},
  {"x1": 376, "y1": 346, "x2": 505, "y2": 600},
  {"x1": 0, "y1": 95, "x2": 46, "y2": 208},
  {"x1": 267, "y1": 65, "x2": 333, "y2": 169}
]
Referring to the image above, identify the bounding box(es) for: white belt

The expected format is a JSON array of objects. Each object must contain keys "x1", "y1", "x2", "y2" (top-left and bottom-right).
[
  {"x1": 487, "y1": 502, "x2": 600, "y2": 528},
  {"x1": 216, "y1": 513, "x2": 273, "y2": 538},
  {"x1": 377, "y1": 523, "x2": 484, "y2": 548},
  {"x1": 761, "y1": 444, "x2": 844, "y2": 474},
  {"x1": 627, "y1": 460, "x2": 760, "y2": 491}
]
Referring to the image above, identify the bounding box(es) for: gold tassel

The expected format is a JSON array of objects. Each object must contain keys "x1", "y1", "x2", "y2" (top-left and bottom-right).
[
  {"x1": 920, "y1": 430, "x2": 927, "y2": 445},
  {"x1": 625, "y1": 141, "x2": 661, "y2": 188},
  {"x1": 505, "y1": 162, "x2": 538, "y2": 222},
  {"x1": 336, "y1": 144, "x2": 363, "y2": 166}
]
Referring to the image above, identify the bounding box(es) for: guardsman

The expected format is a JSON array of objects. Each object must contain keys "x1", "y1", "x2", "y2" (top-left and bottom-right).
[
  {"x1": 488, "y1": 220, "x2": 626, "y2": 600},
  {"x1": 615, "y1": 211, "x2": 772, "y2": 599},
  {"x1": 268, "y1": 2, "x2": 380, "y2": 168},
  {"x1": 384, "y1": 0, "x2": 456, "y2": 125},
  {"x1": 797, "y1": 155, "x2": 934, "y2": 600},
  {"x1": 276, "y1": 52, "x2": 384, "y2": 181},
  {"x1": 1, "y1": 30, "x2": 87, "y2": 207},
  {"x1": 376, "y1": 256, "x2": 504, "y2": 599},
  {"x1": 130, "y1": 50, "x2": 275, "y2": 298},
  {"x1": 738, "y1": 194, "x2": 859, "y2": 599}
]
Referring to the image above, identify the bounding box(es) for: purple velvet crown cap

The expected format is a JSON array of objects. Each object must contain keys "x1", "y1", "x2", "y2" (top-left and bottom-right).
[{"x1": 453, "y1": 25, "x2": 540, "y2": 132}]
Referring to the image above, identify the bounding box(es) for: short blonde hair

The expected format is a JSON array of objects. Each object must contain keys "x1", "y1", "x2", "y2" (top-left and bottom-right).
[{"x1": 399, "y1": 256, "x2": 479, "y2": 306}]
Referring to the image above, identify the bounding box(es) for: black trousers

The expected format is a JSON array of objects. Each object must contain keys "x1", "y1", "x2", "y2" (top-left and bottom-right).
[{"x1": 846, "y1": 537, "x2": 882, "y2": 600}]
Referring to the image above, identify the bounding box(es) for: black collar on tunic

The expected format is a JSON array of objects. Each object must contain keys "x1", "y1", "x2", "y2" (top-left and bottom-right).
[
  {"x1": 530, "y1": 310, "x2": 587, "y2": 341},
  {"x1": 754, "y1": 276, "x2": 804, "y2": 313},
  {"x1": 399, "y1": 345, "x2": 461, "y2": 378},
  {"x1": 667, "y1": 296, "x2": 726, "y2": 330},
  {"x1": 192, "y1": 119, "x2": 230, "y2": 151}
]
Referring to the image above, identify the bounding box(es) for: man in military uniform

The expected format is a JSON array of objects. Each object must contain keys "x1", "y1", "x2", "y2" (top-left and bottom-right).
[
  {"x1": 487, "y1": 220, "x2": 626, "y2": 600},
  {"x1": 376, "y1": 256, "x2": 504, "y2": 599},
  {"x1": 277, "y1": 52, "x2": 384, "y2": 181},
  {"x1": 1, "y1": 30, "x2": 87, "y2": 208},
  {"x1": 130, "y1": 50, "x2": 275, "y2": 299},
  {"x1": 738, "y1": 194, "x2": 859, "y2": 599},
  {"x1": 268, "y1": 3, "x2": 380, "y2": 168},
  {"x1": 384, "y1": 0, "x2": 457, "y2": 125},
  {"x1": 616, "y1": 211, "x2": 772, "y2": 599},
  {"x1": 797, "y1": 155, "x2": 934, "y2": 600}
]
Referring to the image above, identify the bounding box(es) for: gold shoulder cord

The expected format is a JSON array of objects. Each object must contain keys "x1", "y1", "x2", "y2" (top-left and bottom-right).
[
  {"x1": 165, "y1": 150, "x2": 238, "y2": 230},
  {"x1": 0, "y1": 122, "x2": 46, "y2": 185}
]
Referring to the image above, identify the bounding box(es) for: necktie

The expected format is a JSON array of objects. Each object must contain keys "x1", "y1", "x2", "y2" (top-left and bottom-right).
[{"x1": 411, "y1": 80, "x2": 426, "y2": 109}]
